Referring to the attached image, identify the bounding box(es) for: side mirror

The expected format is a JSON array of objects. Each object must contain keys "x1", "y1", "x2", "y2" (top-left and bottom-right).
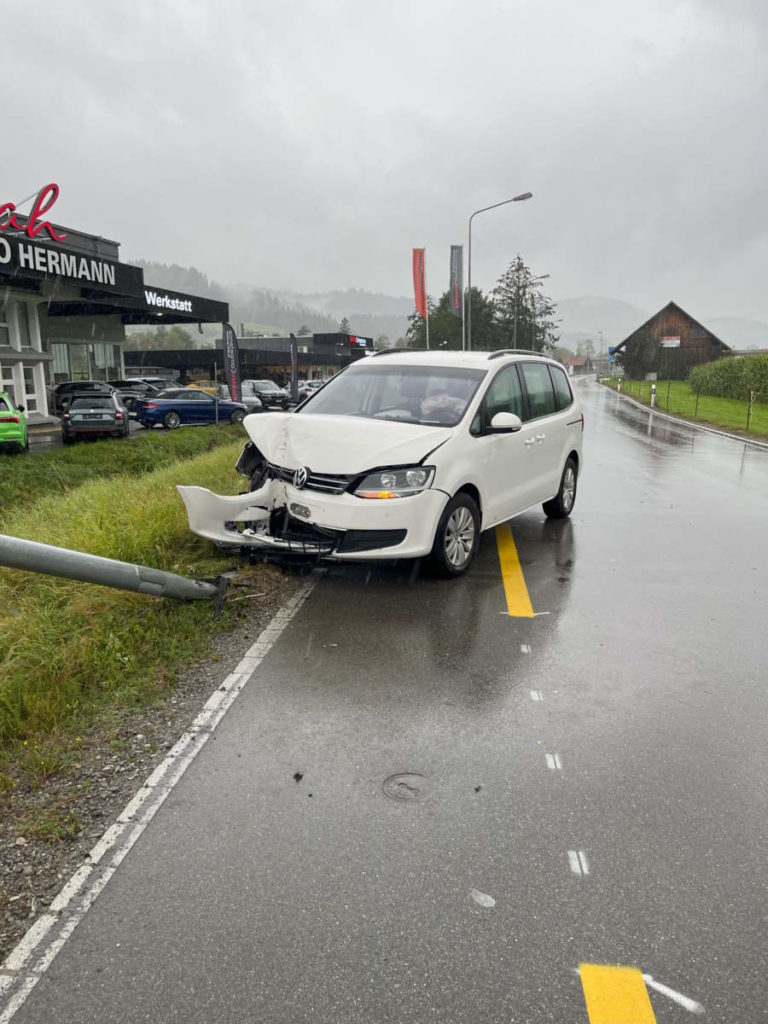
[
  {"x1": 17, "y1": 404, "x2": 25, "y2": 413},
  {"x1": 489, "y1": 411, "x2": 522, "y2": 433}
]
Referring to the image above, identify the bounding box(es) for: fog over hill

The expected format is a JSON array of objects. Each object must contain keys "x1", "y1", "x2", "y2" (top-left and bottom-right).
[{"x1": 131, "y1": 261, "x2": 767, "y2": 351}]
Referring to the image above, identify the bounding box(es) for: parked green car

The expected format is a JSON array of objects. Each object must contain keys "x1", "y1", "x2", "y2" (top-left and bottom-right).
[{"x1": 0, "y1": 391, "x2": 28, "y2": 454}]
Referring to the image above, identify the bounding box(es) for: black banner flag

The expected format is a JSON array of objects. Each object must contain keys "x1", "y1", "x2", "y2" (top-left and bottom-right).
[
  {"x1": 221, "y1": 322, "x2": 242, "y2": 403},
  {"x1": 449, "y1": 245, "x2": 463, "y2": 319}
]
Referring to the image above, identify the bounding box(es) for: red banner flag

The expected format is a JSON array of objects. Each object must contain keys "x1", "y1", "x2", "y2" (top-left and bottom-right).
[{"x1": 412, "y1": 248, "x2": 427, "y2": 318}]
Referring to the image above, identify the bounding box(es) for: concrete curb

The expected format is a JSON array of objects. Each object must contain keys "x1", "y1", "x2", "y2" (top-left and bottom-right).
[{"x1": 599, "y1": 382, "x2": 768, "y2": 452}]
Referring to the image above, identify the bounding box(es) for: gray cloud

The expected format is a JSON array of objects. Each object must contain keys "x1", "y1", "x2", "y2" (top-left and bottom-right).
[{"x1": 2, "y1": 0, "x2": 767, "y2": 322}]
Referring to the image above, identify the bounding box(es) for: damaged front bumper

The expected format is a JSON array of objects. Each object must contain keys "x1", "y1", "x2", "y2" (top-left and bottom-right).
[{"x1": 177, "y1": 478, "x2": 448, "y2": 560}]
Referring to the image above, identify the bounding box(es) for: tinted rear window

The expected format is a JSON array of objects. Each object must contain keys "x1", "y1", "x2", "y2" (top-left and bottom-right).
[
  {"x1": 70, "y1": 397, "x2": 115, "y2": 410},
  {"x1": 0, "y1": 398, "x2": 9, "y2": 412}
]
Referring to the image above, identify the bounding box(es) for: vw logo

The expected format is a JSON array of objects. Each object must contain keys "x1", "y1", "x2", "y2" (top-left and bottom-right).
[{"x1": 293, "y1": 466, "x2": 309, "y2": 489}]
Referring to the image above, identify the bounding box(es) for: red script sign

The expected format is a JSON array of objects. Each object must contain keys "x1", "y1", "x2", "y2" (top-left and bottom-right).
[{"x1": 0, "y1": 183, "x2": 68, "y2": 242}]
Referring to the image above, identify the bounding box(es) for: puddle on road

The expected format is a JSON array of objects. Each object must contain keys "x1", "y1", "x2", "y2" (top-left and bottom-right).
[{"x1": 382, "y1": 773, "x2": 433, "y2": 802}]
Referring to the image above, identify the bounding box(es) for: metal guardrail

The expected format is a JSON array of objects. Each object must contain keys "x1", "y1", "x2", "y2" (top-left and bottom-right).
[{"x1": 0, "y1": 534, "x2": 228, "y2": 606}]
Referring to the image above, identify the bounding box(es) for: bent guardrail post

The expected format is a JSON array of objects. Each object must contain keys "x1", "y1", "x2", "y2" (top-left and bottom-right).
[{"x1": 0, "y1": 533, "x2": 227, "y2": 604}]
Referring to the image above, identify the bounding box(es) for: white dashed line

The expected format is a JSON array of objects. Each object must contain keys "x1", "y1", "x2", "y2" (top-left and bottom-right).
[
  {"x1": 568, "y1": 850, "x2": 590, "y2": 876},
  {"x1": 520, "y1": 644, "x2": 532, "y2": 654},
  {"x1": 529, "y1": 690, "x2": 544, "y2": 702},
  {"x1": 545, "y1": 753, "x2": 562, "y2": 772}
]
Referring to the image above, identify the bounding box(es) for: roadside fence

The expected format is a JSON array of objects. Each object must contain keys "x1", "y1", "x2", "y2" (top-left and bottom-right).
[{"x1": 601, "y1": 377, "x2": 768, "y2": 437}]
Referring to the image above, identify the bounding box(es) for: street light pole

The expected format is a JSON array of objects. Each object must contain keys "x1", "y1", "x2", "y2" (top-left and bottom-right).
[{"x1": 467, "y1": 191, "x2": 532, "y2": 351}]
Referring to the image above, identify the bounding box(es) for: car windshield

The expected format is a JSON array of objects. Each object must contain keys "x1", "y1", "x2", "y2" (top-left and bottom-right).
[
  {"x1": 70, "y1": 397, "x2": 114, "y2": 410},
  {"x1": 298, "y1": 364, "x2": 487, "y2": 426},
  {"x1": 253, "y1": 380, "x2": 279, "y2": 390}
]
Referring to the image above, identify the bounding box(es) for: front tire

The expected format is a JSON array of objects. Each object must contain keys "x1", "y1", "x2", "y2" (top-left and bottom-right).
[
  {"x1": 543, "y1": 457, "x2": 577, "y2": 519},
  {"x1": 163, "y1": 410, "x2": 181, "y2": 430},
  {"x1": 428, "y1": 492, "x2": 480, "y2": 578}
]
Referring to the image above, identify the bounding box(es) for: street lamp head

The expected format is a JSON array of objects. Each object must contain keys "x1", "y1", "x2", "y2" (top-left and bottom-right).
[{"x1": 513, "y1": 192, "x2": 533, "y2": 202}]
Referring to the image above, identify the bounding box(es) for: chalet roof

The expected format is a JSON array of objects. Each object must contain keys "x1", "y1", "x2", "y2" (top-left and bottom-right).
[{"x1": 613, "y1": 301, "x2": 730, "y2": 353}]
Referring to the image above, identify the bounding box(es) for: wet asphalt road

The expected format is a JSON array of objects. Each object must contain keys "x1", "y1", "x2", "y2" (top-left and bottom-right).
[{"x1": 8, "y1": 382, "x2": 768, "y2": 1023}]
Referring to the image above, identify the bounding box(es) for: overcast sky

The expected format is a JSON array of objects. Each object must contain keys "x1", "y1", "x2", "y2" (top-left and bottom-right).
[{"x1": 3, "y1": 0, "x2": 767, "y2": 320}]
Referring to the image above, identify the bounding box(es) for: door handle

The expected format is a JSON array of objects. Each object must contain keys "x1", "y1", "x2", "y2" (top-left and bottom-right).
[
  {"x1": 535, "y1": 433, "x2": 546, "y2": 441},
  {"x1": 524, "y1": 438, "x2": 536, "y2": 446}
]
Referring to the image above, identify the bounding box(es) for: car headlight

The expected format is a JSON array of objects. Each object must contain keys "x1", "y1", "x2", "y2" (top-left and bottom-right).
[{"x1": 354, "y1": 466, "x2": 435, "y2": 499}]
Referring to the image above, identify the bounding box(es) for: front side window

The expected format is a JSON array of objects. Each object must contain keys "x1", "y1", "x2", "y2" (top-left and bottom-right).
[
  {"x1": 301, "y1": 364, "x2": 486, "y2": 427},
  {"x1": 520, "y1": 362, "x2": 556, "y2": 421}
]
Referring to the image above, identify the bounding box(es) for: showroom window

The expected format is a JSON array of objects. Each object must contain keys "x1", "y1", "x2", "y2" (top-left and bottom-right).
[
  {"x1": 16, "y1": 302, "x2": 33, "y2": 350},
  {"x1": 23, "y1": 366, "x2": 39, "y2": 412},
  {"x1": 52, "y1": 343, "x2": 70, "y2": 382},
  {"x1": 0, "y1": 299, "x2": 9, "y2": 347},
  {"x1": 0, "y1": 362, "x2": 16, "y2": 402}
]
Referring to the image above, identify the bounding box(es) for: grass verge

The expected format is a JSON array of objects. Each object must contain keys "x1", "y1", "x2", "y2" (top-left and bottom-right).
[
  {"x1": 0, "y1": 425, "x2": 244, "y2": 526},
  {"x1": 0, "y1": 438, "x2": 259, "y2": 781},
  {"x1": 602, "y1": 378, "x2": 768, "y2": 439}
]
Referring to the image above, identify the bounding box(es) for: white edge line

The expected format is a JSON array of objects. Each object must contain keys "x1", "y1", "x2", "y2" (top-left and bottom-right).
[
  {"x1": 0, "y1": 579, "x2": 315, "y2": 1024},
  {"x1": 642, "y1": 974, "x2": 705, "y2": 1014}
]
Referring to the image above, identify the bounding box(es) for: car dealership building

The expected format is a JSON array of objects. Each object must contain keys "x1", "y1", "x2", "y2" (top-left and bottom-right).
[{"x1": 0, "y1": 187, "x2": 228, "y2": 421}]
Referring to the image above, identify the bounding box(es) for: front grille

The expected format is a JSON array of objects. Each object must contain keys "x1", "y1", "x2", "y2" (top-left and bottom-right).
[{"x1": 267, "y1": 463, "x2": 352, "y2": 495}]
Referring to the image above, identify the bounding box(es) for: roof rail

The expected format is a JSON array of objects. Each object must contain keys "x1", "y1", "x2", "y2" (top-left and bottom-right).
[
  {"x1": 373, "y1": 348, "x2": 429, "y2": 356},
  {"x1": 487, "y1": 348, "x2": 550, "y2": 360}
]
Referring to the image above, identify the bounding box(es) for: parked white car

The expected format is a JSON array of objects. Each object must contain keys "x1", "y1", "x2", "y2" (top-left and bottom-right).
[{"x1": 177, "y1": 350, "x2": 584, "y2": 576}]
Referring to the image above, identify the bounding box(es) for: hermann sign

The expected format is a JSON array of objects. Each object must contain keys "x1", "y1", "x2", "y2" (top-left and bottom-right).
[{"x1": 0, "y1": 234, "x2": 143, "y2": 294}]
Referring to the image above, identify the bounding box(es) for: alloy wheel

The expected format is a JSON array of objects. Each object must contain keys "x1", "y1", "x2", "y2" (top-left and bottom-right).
[
  {"x1": 444, "y1": 506, "x2": 476, "y2": 568},
  {"x1": 562, "y1": 466, "x2": 576, "y2": 511}
]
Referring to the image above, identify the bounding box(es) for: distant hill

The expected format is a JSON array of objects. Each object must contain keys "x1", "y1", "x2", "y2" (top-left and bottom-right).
[
  {"x1": 128, "y1": 264, "x2": 767, "y2": 352},
  {"x1": 555, "y1": 296, "x2": 650, "y2": 350},
  {"x1": 706, "y1": 317, "x2": 768, "y2": 350}
]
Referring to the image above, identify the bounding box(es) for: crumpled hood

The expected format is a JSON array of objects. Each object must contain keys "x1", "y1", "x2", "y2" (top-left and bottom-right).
[{"x1": 244, "y1": 412, "x2": 453, "y2": 474}]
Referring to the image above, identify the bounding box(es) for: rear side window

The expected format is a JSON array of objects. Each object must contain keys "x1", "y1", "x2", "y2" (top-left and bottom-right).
[
  {"x1": 549, "y1": 365, "x2": 574, "y2": 411},
  {"x1": 520, "y1": 362, "x2": 556, "y2": 420},
  {"x1": 0, "y1": 398, "x2": 9, "y2": 412}
]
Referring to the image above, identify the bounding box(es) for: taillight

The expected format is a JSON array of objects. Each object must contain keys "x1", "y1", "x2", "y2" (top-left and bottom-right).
[
  {"x1": 581, "y1": 412, "x2": 584, "y2": 432},
  {"x1": 0, "y1": 415, "x2": 20, "y2": 424},
  {"x1": 116, "y1": 410, "x2": 123, "y2": 420},
  {"x1": 62, "y1": 412, "x2": 70, "y2": 420},
  {"x1": 144, "y1": 403, "x2": 158, "y2": 410}
]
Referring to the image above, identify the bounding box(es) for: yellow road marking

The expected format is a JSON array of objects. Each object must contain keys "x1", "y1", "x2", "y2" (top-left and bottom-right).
[
  {"x1": 579, "y1": 964, "x2": 657, "y2": 1024},
  {"x1": 494, "y1": 525, "x2": 534, "y2": 618}
]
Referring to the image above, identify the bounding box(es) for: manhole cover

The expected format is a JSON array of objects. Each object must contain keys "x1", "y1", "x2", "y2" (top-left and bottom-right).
[{"x1": 382, "y1": 773, "x2": 432, "y2": 802}]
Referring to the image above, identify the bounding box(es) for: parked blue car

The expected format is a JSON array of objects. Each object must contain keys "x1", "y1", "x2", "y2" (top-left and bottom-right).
[{"x1": 135, "y1": 389, "x2": 248, "y2": 430}]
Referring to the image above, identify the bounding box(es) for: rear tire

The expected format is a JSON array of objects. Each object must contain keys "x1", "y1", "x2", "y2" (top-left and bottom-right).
[
  {"x1": 428, "y1": 492, "x2": 480, "y2": 578},
  {"x1": 230, "y1": 409, "x2": 245, "y2": 425},
  {"x1": 163, "y1": 410, "x2": 181, "y2": 430},
  {"x1": 543, "y1": 457, "x2": 577, "y2": 519}
]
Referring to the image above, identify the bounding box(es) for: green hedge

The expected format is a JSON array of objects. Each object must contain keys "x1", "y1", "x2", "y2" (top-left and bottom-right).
[{"x1": 689, "y1": 354, "x2": 768, "y2": 400}]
